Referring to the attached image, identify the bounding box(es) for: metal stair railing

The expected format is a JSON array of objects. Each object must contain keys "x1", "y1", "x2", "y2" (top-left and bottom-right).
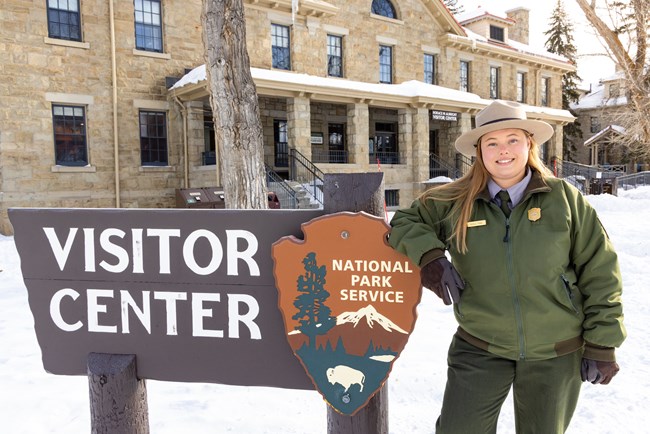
[
  {"x1": 429, "y1": 153, "x2": 461, "y2": 179},
  {"x1": 289, "y1": 148, "x2": 324, "y2": 205},
  {"x1": 455, "y1": 153, "x2": 474, "y2": 176},
  {"x1": 264, "y1": 164, "x2": 298, "y2": 209}
]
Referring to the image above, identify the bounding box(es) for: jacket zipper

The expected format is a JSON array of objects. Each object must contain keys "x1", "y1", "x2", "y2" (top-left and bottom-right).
[
  {"x1": 504, "y1": 216, "x2": 526, "y2": 360},
  {"x1": 561, "y1": 274, "x2": 580, "y2": 314}
]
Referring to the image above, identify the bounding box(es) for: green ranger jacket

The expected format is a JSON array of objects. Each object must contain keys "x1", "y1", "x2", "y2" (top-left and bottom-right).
[{"x1": 389, "y1": 170, "x2": 626, "y2": 361}]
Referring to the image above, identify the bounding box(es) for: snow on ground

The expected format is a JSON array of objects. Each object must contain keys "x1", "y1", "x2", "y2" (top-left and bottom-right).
[{"x1": 1, "y1": 187, "x2": 649, "y2": 433}]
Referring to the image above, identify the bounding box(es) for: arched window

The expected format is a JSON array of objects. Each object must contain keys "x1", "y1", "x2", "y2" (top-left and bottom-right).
[{"x1": 371, "y1": 0, "x2": 397, "y2": 19}]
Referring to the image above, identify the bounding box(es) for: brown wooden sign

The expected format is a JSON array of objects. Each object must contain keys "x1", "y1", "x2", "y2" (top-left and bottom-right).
[
  {"x1": 272, "y1": 212, "x2": 422, "y2": 415},
  {"x1": 8, "y1": 208, "x2": 325, "y2": 389}
]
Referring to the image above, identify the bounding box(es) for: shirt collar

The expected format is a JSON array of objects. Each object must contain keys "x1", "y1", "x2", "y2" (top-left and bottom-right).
[{"x1": 488, "y1": 168, "x2": 532, "y2": 208}]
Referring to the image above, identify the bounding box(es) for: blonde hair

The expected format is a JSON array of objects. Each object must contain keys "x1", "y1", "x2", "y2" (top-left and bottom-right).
[{"x1": 421, "y1": 131, "x2": 553, "y2": 254}]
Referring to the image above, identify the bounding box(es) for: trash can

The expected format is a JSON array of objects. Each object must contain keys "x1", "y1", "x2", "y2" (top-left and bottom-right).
[
  {"x1": 176, "y1": 188, "x2": 213, "y2": 208},
  {"x1": 202, "y1": 187, "x2": 226, "y2": 209}
]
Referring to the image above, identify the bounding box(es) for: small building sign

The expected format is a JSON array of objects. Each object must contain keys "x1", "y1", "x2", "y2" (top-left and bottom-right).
[
  {"x1": 431, "y1": 109, "x2": 459, "y2": 122},
  {"x1": 272, "y1": 212, "x2": 421, "y2": 415}
]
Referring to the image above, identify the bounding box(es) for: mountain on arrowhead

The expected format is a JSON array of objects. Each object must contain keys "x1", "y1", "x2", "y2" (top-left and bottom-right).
[
  {"x1": 286, "y1": 304, "x2": 412, "y2": 358},
  {"x1": 336, "y1": 304, "x2": 408, "y2": 334},
  {"x1": 327, "y1": 304, "x2": 409, "y2": 357}
]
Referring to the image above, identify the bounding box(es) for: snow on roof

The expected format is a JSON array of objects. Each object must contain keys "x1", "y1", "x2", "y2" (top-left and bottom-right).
[
  {"x1": 460, "y1": 27, "x2": 569, "y2": 63},
  {"x1": 456, "y1": 6, "x2": 513, "y2": 25},
  {"x1": 570, "y1": 83, "x2": 628, "y2": 110},
  {"x1": 584, "y1": 124, "x2": 626, "y2": 146},
  {"x1": 170, "y1": 64, "x2": 483, "y2": 104},
  {"x1": 170, "y1": 66, "x2": 573, "y2": 120}
]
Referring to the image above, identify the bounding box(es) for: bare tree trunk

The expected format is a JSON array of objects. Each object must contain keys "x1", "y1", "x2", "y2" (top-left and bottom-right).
[
  {"x1": 574, "y1": 0, "x2": 650, "y2": 158},
  {"x1": 202, "y1": 0, "x2": 268, "y2": 209}
]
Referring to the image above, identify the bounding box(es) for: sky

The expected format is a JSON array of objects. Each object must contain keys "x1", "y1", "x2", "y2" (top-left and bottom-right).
[
  {"x1": 1, "y1": 185, "x2": 648, "y2": 433},
  {"x1": 458, "y1": 0, "x2": 617, "y2": 88}
]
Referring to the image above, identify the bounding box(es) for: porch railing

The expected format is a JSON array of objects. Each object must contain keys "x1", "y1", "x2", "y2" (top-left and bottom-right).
[
  {"x1": 369, "y1": 151, "x2": 404, "y2": 165},
  {"x1": 312, "y1": 149, "x2": 349, "y2": 164}
]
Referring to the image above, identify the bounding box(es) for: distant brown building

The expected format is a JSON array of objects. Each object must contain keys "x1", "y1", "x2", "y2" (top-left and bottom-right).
[
  {"x1": 0, "y1": 0, "x2": 574, "y2": 234},
  {"x1": 571, "y1": 71, "x2": 647, "y2": 172}
]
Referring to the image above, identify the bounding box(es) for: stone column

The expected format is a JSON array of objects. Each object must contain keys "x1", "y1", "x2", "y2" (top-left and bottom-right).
[
  {"x1": 397, "y1": 108, "x2": 414, "y2": 167},
  {"x1": 550, "y1": 124, "x2": 564, "y2": 163},
  {"x1": 186, "y1": 101, "x2": 205, "y2": 168},
  {"x1": 287, "y1": 96, "x2": 312, "y2": 159},
  {"x1": 412, "y1": 107, "x2": 430, "y2": 184},
  {"x1": 347, "y1": 102, "x2": 369, "y2": 167}
]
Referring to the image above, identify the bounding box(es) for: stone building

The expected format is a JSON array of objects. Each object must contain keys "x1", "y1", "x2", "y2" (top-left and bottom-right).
[
  {"x1": 571, "y1": 71, "x2": 647, "y2": 172},
  {"x1": 0, "y1": 0, "x2": 574, "y2": 234}
]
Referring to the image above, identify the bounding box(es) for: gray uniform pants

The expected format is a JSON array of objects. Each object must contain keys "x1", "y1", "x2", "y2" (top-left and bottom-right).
[{"x1": 436, "y1": 335, "x2": 583, "y2": 434}]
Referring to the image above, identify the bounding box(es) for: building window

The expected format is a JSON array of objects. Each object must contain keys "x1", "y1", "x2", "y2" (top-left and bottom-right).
[
  {"x1": 52, "y1": 104, "x2": 88, "y2": 166},
  {"x1": 203, "y1": 114, "x2": 216, "y2": 166},
  {"x1": 609, "y1": 83, "x2": 620, "y2": 98},
  {"x1": 47, "y1": 0, "x2": 81, "y2": 41},
  {"x1": 134, "y1": 0, "x2": 163, "y2": 53},
  {"x1": 371, "y1": 0, "x2": 397, "y2": 19},
  {"x1": 139, "y1": 110, "x2": 167, "y2": 166},
  {"x1": 272, "y1": 24, "x2": 290, "y2": 70},
  {"x1": 489, "y1": 25, "x2": 505, "y2": 42},
  {"x1": 490, "y1": 66, "x2": 500, "y2": 99},
  {"x1": 460, "y1": 60, "x2": 470, "y2": 92},
  {"x1": 590, "y1": 116, "x2": 601, "y2": 133},
  {"x1": 327, "y1": 34, "x2": 343, "y2": 77},
  {"x1": 379, "y1": 45, "x2": 392, "y2": 84},
  {"x1": 516, "y1": 72, "x2": 526, "y2": 103},
  {"x1": 541, "y1": 77, "x2": 550, "y2": 106},
  {"x1": 372, "y1": 122, "x2": 399, "y2": 164},
  {"x1": 424, "y1": 54, "x2": 436, "y2": 85},
  {"x1": 385, "y1": 189, "x2": 400, "y2": 207}
]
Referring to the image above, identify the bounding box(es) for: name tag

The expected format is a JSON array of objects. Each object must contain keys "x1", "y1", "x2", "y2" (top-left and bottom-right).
[{"x1": 467, "y1": 220, "x2": 487, "y2": 227}]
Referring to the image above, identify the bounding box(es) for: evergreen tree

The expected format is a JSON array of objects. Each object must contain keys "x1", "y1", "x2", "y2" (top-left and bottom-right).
[
  {"x1": 292, "y1": 252, "x2": 336, "y2": 348},
  {"x1": 443, "y1": 0, "x2": 464, "y2": 15},
  {"x1": 544, "y1": 0, "x2": 583, "y2": 161}
]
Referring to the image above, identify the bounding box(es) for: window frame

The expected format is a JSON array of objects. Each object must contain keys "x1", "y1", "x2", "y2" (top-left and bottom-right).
[
  {"x1": 379, "y1": 45, "x2": 393, "y2": 84},
  {"x1": 489, "y1": 25, "x2": 505, "y2": 42},
  {"x1": 516, "y1": 72, "x2": 526, "y2": 103},
  {"x1": 489, "y1": 66, "x2": 500, "y2": 99},
  {"x1": 134, "y1": 0, "x2": 163, "y2": 53},
  {"x1": 139, "y1": 110, "x2": 168, "y2": 166},
  {"x1": 371, "y1": 0, "x2": 397, "y2": 19},
  {"x1": 541, "y1": 77, "x2": 550, "y2": 107},
  {"x1": 459, "y1": 60, "x2": 470, "y2": 92},
  {"x1": 271, "y1": 23, "x2": 291, "y2": 70},
  {"x1": 52, "y1": 104, "x2": 88, "y2": 167},
  {"x1": 385, "y1": 189, "x2": 400, "y2": 207},
  {"x1": 47, "y1": 0, "x2": 82, "y2": 42},
  {"x1": 424, "y1": 53, "x2": 436, "y2": 85},
  {"x1": 590, "y1": 116, "x2": 601, "y2": 133},
  {"x1": 327, "y1": 34, "x2": 343, "y2": 78}
]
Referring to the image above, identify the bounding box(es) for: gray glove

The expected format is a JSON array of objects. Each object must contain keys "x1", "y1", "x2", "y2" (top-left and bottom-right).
[
  {"x1": 420, "y1": 257, "x2": 464, "y2": 305},
  {"x1": 581, "y1": 358, "x2": 620, "y2": 385}
]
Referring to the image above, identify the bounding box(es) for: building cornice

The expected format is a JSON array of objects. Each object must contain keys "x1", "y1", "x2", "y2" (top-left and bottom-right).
[
  {"x1": 441, "y1": 34, "x2": 576, "y2": 73},
  {"x1": 243, "y1": 0, "x2": 339, "y2": 18}
]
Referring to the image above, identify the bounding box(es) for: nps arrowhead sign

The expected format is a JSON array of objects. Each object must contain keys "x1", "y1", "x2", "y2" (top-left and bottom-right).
[{"x1": 272, "y1": 212, "x2": 422, "y2": 415}]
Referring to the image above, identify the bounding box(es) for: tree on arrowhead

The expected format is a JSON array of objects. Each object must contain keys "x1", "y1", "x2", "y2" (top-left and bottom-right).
[{"x1": 292, "y1": 252, "x2": 336, "y2": 348}]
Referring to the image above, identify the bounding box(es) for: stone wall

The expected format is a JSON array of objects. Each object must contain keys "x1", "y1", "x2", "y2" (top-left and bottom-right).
[{"x1": 0, "y1": 0, "x2": 205, "y2": 233}]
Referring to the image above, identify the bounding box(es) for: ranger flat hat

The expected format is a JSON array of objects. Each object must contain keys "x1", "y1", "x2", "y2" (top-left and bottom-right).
[{"x1": 454, "y1": 100, "x2": 554, "y2": 157}]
